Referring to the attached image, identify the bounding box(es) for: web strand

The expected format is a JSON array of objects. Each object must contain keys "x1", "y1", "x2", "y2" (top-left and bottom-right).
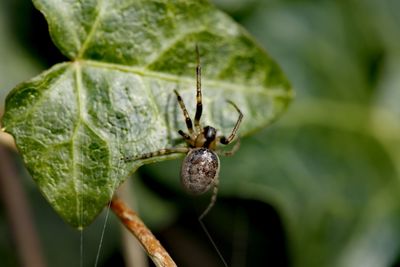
[
  {"x1": 198, "y1": 217, "x2": 228, "y2": 267},
  {"x1": 80, "y1": 136, "x2": 84, "y2": 267},
  {"x1": 94, "y1": 133, "x2": 122, "y2": 266},
  {"x1": 94, "y1": 200, "x2": 113, "y2": 267},
  {"x1": 80, "y1": 230, "x2": 84, "y2": 267}
]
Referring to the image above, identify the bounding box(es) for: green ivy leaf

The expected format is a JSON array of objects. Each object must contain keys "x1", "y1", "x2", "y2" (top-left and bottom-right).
[{"x1": 1, "y1": 0, "x2": 292, "y2": 228}]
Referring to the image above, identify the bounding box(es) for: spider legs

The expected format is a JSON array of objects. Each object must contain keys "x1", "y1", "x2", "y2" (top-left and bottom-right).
[
  {"x1": 123, "y1": 147, "x2": 189, "y2": 162},
  {"x1": 174, "y1": 45, "x2": 204, "y2": 135},
  {"x1": 219, "y1": 100, "x2": 243, "y2": 145},
  {"x1": 194, "y1": 44, "x2": 203, "y2": 131},
  {"x1": 198, "y1": 177, "x2": 229, "y2": 267},
  {"x1": 217, "y1": 139, "x2": 240, "y2": 157},
  {"x1": 174, "y1": 90, "x2": 194, "y2": 135},
  {"x1": 178, "y1": 130, "x2": 191, "y2": 140},
  {"x1": 199, "y1": 177, "x2": 219, "y2": 220}
]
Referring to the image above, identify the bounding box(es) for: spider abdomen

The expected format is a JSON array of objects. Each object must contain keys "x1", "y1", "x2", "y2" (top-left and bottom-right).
[{"x1": 181, "y1": 148, "x2": 220, "y2": 195}]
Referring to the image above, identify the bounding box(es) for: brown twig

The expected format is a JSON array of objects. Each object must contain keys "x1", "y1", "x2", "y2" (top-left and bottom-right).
[
  {"x1": 119, "y1": 179, "x2": 148, "y2": 267},
  {"x1": 110, "y1": 196, "x2": 177, "y2": 267},
  {"x1": 0, "y1": 130, "x2": 17, "y2": 151},
  {"x1": 0, "y1": 145, "x2": 46, "y2": 267}
]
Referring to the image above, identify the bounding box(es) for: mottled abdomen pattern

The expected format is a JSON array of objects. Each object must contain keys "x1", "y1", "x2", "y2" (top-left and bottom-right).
[{"x1": 181, "y1": 148, "x2": 220, "y2": 195}]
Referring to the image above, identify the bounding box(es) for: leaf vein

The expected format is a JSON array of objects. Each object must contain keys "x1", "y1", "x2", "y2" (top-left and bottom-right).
[
  {"x1": 76, "y1": 0, "x2": 105, "y2": 59},
  {"x1": 81, "y1": 60, "x2": 292, "y2": 98},
  {"x1": 72, "y1": 63, "x2": 84, "y2": 226},
  {"x1": 6, "y1": 65, "x2": 72, "y2": 128},
  {"x1": 144, "y1": 27, "x2": 207, "y2": 67}
]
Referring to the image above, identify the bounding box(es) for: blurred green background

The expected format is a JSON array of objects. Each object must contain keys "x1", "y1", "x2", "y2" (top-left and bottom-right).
[{"x1": 1, "y1": 0, "x2": 400, "y2": 266}]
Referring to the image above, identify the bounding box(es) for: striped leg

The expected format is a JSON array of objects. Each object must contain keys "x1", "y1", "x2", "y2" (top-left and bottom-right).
[
  {"x1": 178, "y1": 130, "x2": 192, "y2": 142},
  {"x1": 194, "y1": 44, "x2": 203, "y2": 131},
  {"x1": 199, "y1": 178, "x2": 219, "y2": 220},
  {"x1": 123, "y1": 147, "x2": 189, "y2": 162},
  {"x1": 174, "y1": 90, "x2": 194, "y2": 135},
  {"x1": 219, "y1": 100, "x2": 243, "y2": 145},
  {"x1": 217, "y1": 139, "x2": 240, "y2": 157},
  {"x1": 198, "y1": 178, "x2": 228, "y2": 267}
]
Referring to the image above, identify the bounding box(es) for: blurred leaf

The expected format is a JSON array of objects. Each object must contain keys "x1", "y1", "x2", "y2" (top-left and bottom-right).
[
  {"x1": 237, "y1": 1, "x2": 400, "y2": 266},
  {"x1": 0, "y1": 1, "x2": 41, "y2": 114},
  {"x1": 143, "y1": 0, "x2": 400, "y2": 266},
  {"x1": 233, "y1": 116, "x2": 400, "y2": 267},
  {"x1": 1, "y1": 0, "x2": 292, "y2": 228}
]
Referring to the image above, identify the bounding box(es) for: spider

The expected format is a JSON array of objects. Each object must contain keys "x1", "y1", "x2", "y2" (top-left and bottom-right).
[{"x1": 125, "y1": 46, "x2": 243, "y2": 219}]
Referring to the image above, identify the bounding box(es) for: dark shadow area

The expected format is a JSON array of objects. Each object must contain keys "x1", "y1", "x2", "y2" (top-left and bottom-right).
[
  {"x1": 156, "y1": 198, "x2": 289, "y2": 267},
  {"x1": 8, "y1": 0, "x2": 68, "y2": 67}
]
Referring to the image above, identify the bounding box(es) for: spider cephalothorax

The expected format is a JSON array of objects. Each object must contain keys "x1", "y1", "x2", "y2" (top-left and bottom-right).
[{"x1": 125, "y1": 46, "x2": 243, "y2": 219}]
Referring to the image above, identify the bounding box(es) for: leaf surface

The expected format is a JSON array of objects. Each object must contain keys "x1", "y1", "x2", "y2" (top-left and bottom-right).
[{"x1": 2, "y1": 0, "x2": 292, "y2": 227}]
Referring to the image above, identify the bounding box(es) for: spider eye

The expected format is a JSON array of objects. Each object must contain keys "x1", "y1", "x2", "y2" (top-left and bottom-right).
[{"x1": 204, "y1": 126, "x2": 217, "y2": 140}]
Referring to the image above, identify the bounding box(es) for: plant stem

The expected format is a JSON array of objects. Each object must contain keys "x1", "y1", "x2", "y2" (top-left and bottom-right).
[
  {"x1": 119, "y1": 179, "x2": 148, "y2": 267},
  {"x1": 0, "y1": 145, "x2": 46, "y2": 267},
  {"x1": 0, "y1": 131, "x2": 17, "y2": 151},
  {"x1": 110, "y1": 196, "x2": 177, "y2": 267}
]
